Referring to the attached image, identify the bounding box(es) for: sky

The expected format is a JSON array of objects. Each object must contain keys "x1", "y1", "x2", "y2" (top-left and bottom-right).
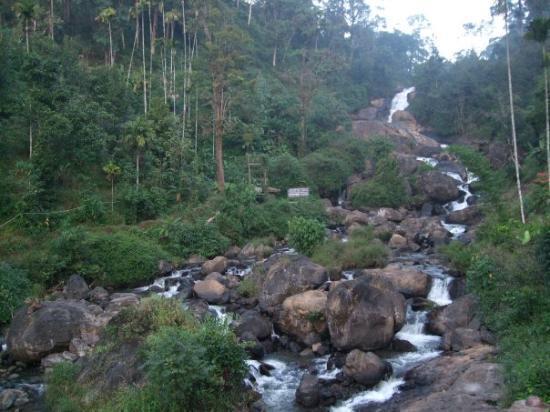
[{"x1": 367, "y1": 0, "x2": 505, "y2": 60}]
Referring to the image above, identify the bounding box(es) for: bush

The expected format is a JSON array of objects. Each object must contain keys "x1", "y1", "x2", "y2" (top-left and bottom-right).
[
  {"x1": 160, "y1": 219, "x2": 230, "y2": 259},
  {"x1": 312, "y1": 228, "x2": 388, "y2": 270},
  {"x1": 120, "y1": 186, "x2": 167, "y2": 224},
  {"x1": 236, "y1": 277, "x2": 258, "y2": 298},
  {"x1": 303, "y1": 149, "x2": 353, "y2": 197},
  {"x1": 350, "y1": 157, "x2": 409, "y2": 208},
  {"x1": 288, "y1": 217, "x2": 325, "y2": 256},
  {"x1": 439, "y1": 241, "x2": 474, "y2": 274},
  {"x1": 46, "y1": 362, "x2": 84, "y2": 412},
  {"x1": 71, "y1": 195, "x2": 107, "y2": 224},
  {"x1": 268, "y1": 153, "x2": 309, "y2": 192},
  {"x1": 0, "y1": 262, "x2": 31, "y2": 324}
]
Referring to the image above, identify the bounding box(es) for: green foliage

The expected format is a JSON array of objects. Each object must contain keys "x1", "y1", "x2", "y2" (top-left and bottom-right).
[
  {"x1": 0, "y1": 262, "x2": 31, "y2": 324},
  {"x1": 350, "y1": 157, "x2": 409, "y2": 208},
  {"x1": 303, "y1": 149, "x2": 353, "y2": 197},
  {"x1": 288, "y1": 217, "x2": 325, "y2": 256},
  {"x1": 159, "y1": 219, "x2": 230, "y2": 259},
  {"x1": 236, "y1": 277, "x2": 258, "y2": 298},
  {"x1": 45, "y1": 362, "x2": 84, "y2": 412},
  {"x1": 268, "y1": 153, "x2": 309, "y2": 192},
  {"x1": 312, "y1": 227, "x2": 388, "y2": 270},
  {"x1": 71, "y1": 195, "x2": 107, "y2": 224},
  {"x1": 50, "y1": 229, "x2": 169, "y2": 288},
  {"x1": 120, "y1": 187, "x2": 167, "y2": 224},
  {"x1": 439, "y1": 241, "x2": 474, "y2": 274}
]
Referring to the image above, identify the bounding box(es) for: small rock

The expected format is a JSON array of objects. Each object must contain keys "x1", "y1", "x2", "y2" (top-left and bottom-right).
[
  {"x1": 157, "y1": 260, "x2": 174, "y2": 276},
  {"x1": 389, "y1": 233, "x2": 408, "y2": 249},
  {"x1": 201, "y1": 256, "x2": 228, "y2": 275},
  {"x1": 0, "y1": 388, "x2": 29, "y2": 410},
  {"x1": 63, "y1": 274, "x2": 89, "y2": 300}
]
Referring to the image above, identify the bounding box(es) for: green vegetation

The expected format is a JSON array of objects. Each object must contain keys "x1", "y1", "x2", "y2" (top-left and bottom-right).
[
  {"x1": 312, "y1": 227, "x2": 388, "y2": 270},
  {"x1": 47, "y1": 298, "x2": 248, "y2": 412},
  {"x1": 288, "y1": 217, "x2": 326, "y2": 256},
  {"x1": 0, "y1": 262, "x2": 30, "y2": 323}
]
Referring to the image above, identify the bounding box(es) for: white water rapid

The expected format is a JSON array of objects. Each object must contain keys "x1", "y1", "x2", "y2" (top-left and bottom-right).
[{"x1": 388, "y1": 86, "x2": 415, "y2": 123}]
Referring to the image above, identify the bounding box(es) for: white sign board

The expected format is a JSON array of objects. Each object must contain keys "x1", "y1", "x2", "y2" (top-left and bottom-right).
[{"x1": 288, "y1": 187, "x2": 310, "y2": 198}]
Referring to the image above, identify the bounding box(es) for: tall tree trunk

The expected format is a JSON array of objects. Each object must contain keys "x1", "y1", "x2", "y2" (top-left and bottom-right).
[
  {"x1": 29, "y1": 123, "x2": 32, "y2": 159},
  {"x1": 127, "y1": 15, "x2": 139, "y2": 85},
  {"x1": 213, "y1": 81, "x2": 225, "y2": 192},
  {"x1": 272, "y1": 45, "x2": 277, "y2": 67},
  {"x1": 544, "y1": 45, "x2": 550, "y2": 193},
  {"x1": 25, "y1": 20, "x2": 29, "y2": 53},
  {"x1": 49, "y1": 0, "x2": 54, "y2": 40},
  {"x1": 505, "y1": 2, "x2": 526, "y2": 224},
  {"x1": 248, "y1": 3, "x2": 252, "y2": 25},
  {"x1": 111, "y1": 178, "x2": 115, "y2": 213},
  {"x1": 141, "y1": 11, "x2": 148, "y2": 114},
  {"x1": 136, "y1": 153, "x2": 140, "y2": 188},
  {"x1": 108, "y1": 20, "x2": 113, "y2": 66}
]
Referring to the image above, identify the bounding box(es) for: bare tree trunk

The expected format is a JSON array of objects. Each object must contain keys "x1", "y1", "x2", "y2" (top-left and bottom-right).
[
  {"x1": 111, "y1": 178, "x2": 114, "y2": 213},
  {"x1": 136, "y1": 153, "x2": 140, "y2": 188},
  {"x1": 127, "y1": 16, "x2": 139, "y2": 85},
  {"x1": 544, "y1": 45, "x2": 550, "y2": 193},
  {"x1": 49, "y1": 0, "x2": 54, "y2": 40},
  {"x1": 195, "y1": 88, "x2": 198, "y2": 154},
  {"x1": 213, "y1": 81, "x2": 226, "y2": 192},
  {"x1": 248, "y1": 2, "x2": 252, "y2": 25},
  {"x1": 272, "y1": 45, "x2": 277, "y2": 67},
  {"x1": 108, "y1": 20, "x2": 114, "y2": 66},
  {"x1": 505, "y1": 2, "x2": 526, "y2": 224},
  {"x1": 141, "y1": 11, "x2": 148, "y2": 114},
  {"x1": 25, "y1": 20, "x2": 29, "y2": 53},
  {"x1": 29, "y1": 123, "x2": 32, "y2": 159},
  {"x1": 148, "y1": 2, "x2": 153, "y2": 107}
]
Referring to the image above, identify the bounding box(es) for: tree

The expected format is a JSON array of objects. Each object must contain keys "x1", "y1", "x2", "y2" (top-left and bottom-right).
[
  {"x1": 124, "y1": 116, "x2": 154, "y2": 188},
  {"x1": 13, "y1": 0, "x2": 37, "y2": 53},
  {"x1": 526, "y1": 17, "x2": 550, "y2": 193},
  {"x1": 103, "y1": 161, "x2": 121, "y2": 214},
  {"x1": 96, "y1": 7, "x2": 117, "y2": 67}
]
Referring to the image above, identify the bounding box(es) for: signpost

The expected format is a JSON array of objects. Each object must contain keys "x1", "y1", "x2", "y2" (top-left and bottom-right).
[{"x1": 288, "y1": 187, "x2": 310, "y2": 198}]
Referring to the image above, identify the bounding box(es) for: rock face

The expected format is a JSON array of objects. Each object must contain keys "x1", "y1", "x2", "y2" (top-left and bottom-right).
[
  {"x1": 276, "y1": 290, "x2": 327, "y2": 345},
  {"x1": 427, "y1": 294, "x2": 479, "y2": 336},
  {"x1": 63, "y1": 275, "x2": 90, "y2": 300},
  {"x1": 295, "y1": 374, "x2": 320, "y2": 408},
  {"x1": 343, "y1": 350, "x2": 391, "y2": 387},
  {"x1": 7, "y1": 300, "x2": 103, "y2": 362},
  {"x1": 193, "y1": 279, "x2": 228, "y2": 304},
  {"x1": 361, "y1": 265, "x2": 432, "y2": 298},
  {"x1": 420, "y1": 171, "x2": 460, "y2": 203},
  {"x1": 326, "y1": 277, "x2": 406, "y2": 351},
  {"x1": 397, "y1": 217, "x2": 451, "y2": 247},
  {"x1": 443, "y1": 327, "x2": 482, "y2": 351},
  {"x1": 259, "y1": 255, "x2": 328, "y2": 313}
]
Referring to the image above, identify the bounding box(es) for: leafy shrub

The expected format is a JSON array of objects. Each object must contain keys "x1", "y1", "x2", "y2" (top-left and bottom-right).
[
  {"x1": 350, "y1": 157, "x2": 409, "y2": 208},
  {"x1": 236, "y1": 278, "x2": 258, "y2": 298},
  {"x1": 312, "y1": 228, "x2": 388, "y2": 270},
  {"x1": 0, "y1": 262, "x2": 31, "y2": 324},
  {"x1": 120, "y1": 186, "x2": 167, "y2": 224},
  {"x1": 160, "y1": 219, "x2": 230, "y2": 259},
  {"x1": 288, "y1": 217, "x2": 325, "y2": 256},
  {"x1": 303, "y1": 149, "x2": 353, "y2": 197},
  {"x1": 439, "y1": 241, "x2": 474, "y2": 274},
  {"x1": 71, "y1": 195, "x2": 106, "y2": 224},
  {"x1": 268, "y1": 153, "x2": 309, "y2": 192},
  {"x1": 45, "y1": 362, "x2": 84, "y2": 412}
]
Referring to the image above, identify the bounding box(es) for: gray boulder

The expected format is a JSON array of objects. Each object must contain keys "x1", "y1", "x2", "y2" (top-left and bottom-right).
[
  {"x1": 295, "y1": 374, "x2": 320, "y2": 408},
  {"x1": 420, "y1": 171, "x2": 460, "y2": 203},
  {"x1": 427, "y1": 294, "x2": 479, "y2": 336},
  {"x1": 343, "y1": 350, "x2": 391, "y2": 387},
  {"x1": 63, "y1": 275, "x2": 89, "y2": 300},
  {"x1": 361, "y1": 264, "x2": 432, "y2": 298}
]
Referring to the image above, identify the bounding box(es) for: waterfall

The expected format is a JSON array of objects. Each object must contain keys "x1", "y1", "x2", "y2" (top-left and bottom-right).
[{"x1": 388, "y1": 87, "x2": 415, "y2": 123}]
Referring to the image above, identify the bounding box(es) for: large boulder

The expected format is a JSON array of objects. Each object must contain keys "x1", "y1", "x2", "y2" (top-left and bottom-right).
[
  {"x1": 240, "y1": 243, "x2": 274, "y2": 260},
  {"x1": 295, "y1": 374, "x2": 320, "y2": 408},
  {"x1": 361, "y1": 264, "x2": 432, "y2": 298},
  {"x1": 201, "y1": 256, "x2": 228, "y2": 275},
  {"x1": 7, "y1": 300, "x2": 104, "y2": 362},
  {"x1": 63, "y1": 275, "x2": 89, "y2": 300},
  {"x1": 276, "y1": 290, "x2": 327, "y2": 346},
  {"x1": 376, "y1": 208, "x2": 404, "y2": 223},
  {"x1": 326, "y1": 277, "x2": 406, "y2": 351},
  {"x1": 397, "y1": 217, "x2": 451, "y2": 247},
  {"x1": 258, "y1": 255, "x2": 328, "y2": 313},
  {"x1": 446, "y1": 206, "x2": 481, "y2": 225},
  {"x1": 234, "y1": 310, "x2": 272, "y2": 341},
  {"x1": 344, "y1": 210, "x2": 370, "y2": 227},
  {"x1": 443, "y1": 327, "x2": 482, "y2": 351},
  {"x1": 420, "y1": 171, "x2": 460, "y2": 203},
  {"x1": 343, "y1": 350, "x2": 391, "y2": 387},
  {"x1": 427, "y1": 294, "x2": 479, "y2": 336},
  {"x1": 193, "y1": 279, "x2": 228, "y2": 304}
]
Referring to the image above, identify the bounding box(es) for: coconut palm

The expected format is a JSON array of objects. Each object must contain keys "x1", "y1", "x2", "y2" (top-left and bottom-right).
[
  {"x1": 124, "y1": 116, "x2": 154, "y2": 188},
  {"x1": 13, "y1": 0, "x2": 37, "y2": 53},
  {"x1": 103, "y1": 161, "x2": 122, "y2": 214},
  {"x1": 96, "y1": 7, "x2": 117, "y2": 67}
]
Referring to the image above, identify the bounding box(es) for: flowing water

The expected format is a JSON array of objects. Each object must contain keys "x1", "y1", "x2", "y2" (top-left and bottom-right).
[{"x1": 388, "y1": 87, "x2": 415, "y2": 123}]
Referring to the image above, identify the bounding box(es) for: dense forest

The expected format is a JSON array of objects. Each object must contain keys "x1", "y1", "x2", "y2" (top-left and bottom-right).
[{"x1": 0, "y1": 0, "x2": 549, "y2": 411}]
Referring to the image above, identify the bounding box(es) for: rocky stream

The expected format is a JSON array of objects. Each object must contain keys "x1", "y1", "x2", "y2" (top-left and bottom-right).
[{"x1": 1, "y1": 88, "x2": 546, "y2": 412}]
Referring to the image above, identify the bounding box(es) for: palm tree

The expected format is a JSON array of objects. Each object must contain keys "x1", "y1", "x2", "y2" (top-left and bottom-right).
[
  {"x1": 526, "y1": 18, "x2": 550, "y2": 193},
  {"x1": 13, "y1": 0, "x2": 37, "y2": 53},
  {"x1": 124, "y1": 116, "x2": 154, "y2": 188},
  {"x1": 503, "y1": 0, "x2": 526, "y2": 224},
  {"x1": 103, "y1": 161, "x2": 121, "y2": 214},
  {"x1": 96, "y1": 7, "x2": 117, "y2": 67}
]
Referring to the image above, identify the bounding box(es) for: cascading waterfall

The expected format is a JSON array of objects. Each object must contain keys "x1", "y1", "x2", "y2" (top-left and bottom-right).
[{"x1": 387, "y1": 86, "x2": 415, "y2": 123}]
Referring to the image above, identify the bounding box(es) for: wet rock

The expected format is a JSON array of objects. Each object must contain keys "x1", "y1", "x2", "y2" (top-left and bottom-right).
[
  {"x1": 343, "y1": 350, "x2": 391, "y2": 387},
  {"x1": 296, "y1": 373, "x2": 320, "y2": 408},
  {"x1": 234, "y1": 310, "x2": 272, "y2": 341},
  {"x1": 193, "y1": 279, "x2": 228, "y2": 304},
  {"x1": 427, "y1": 294, "x2": 479, "y2": 336},
  {"x1": 258, "y1": 255, "x2": 328, "y2": 314},
  {"x1": 312, "y1": 342, "x2": 329, "y2": 356},
  {"x1": 204, "y1": 272, "x2": 226, "y2": 284},
  {"x1": 419, "y1": 171, "x2": 460, "y2": 203},
  {"x1": 0, "y1": 388, "x2": 29, "y2": 410},
  {"x1": 421, "y1": 203, "x2": 434, "y2": 217},
  {"x1": 201, "y1": 256, "x2": 228, "y2": 275},
  {"x1": 157, "y1": 260, "x2": 174, "y2": 276},
  {"x1": 185, "y1": 299, "x2": 210, "y2": 321},
  {"x1": 276, "y1": 290, "x2": 328, "y2": 346},
  {"x1": 7, "y1": 300, "x2": 104, "y2": 362},
  {"x1": 443, "y1": 328, "x2": 482, "y2": 351},
  {"x1": 377, "y1": 208, "x2": 404, "y2": 223},
  {"x1": 392, "y1": 338, "x2": 416, "y2": 352},
  {"x1": 240, "y1": 332, "x2": 265, "y2": 360},
  {"x1": 63, "y1": 275, "x2": 90, "y2": 300},
  {"x1": 326, "y1": 277, "x2": 406, "y2": 352},
  {"x1": 436, "y1": 160, "x2": 467, "y2": 180},
  {"x1": 361, "y1": 264, "x2": 432, "y2": 298},
  {"x1": 448, "y1": 278, "x2": 467, "y2": 300},
  {"x1": 105, "y1": 293, "x2": 140, "y2": 315},
  {"x1": 446, "y1": 206, "x2": 481, "y2": 225}
]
